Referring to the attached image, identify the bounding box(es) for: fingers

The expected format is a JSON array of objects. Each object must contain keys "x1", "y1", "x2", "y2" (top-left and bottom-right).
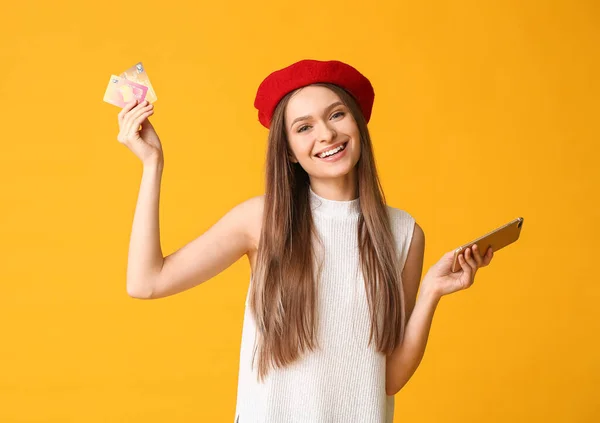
[
  {"x1": 464, "y1": 247, "x2": 478, "y2": 269},
  {"x1": 471, "y1": 244, "x2": 484, "y2": 267},
  {"x1": 456, "y1": 245, "x2": 495, "y2": 291},
  {"x1": 130, "y1": 108, "x2": 154, "y2": 130},
  {"x1": 126, "y1": 102, "x2": 153, "y2": 125},
  {"x1": 483, "y1": 247, "x2": 494, "y2": 266},
  {"x1": 118, "y1": 100, "x2": 138, "y2": 124},
  {"x1": 116, "y1": 100, "x2": 154, "y2": 144},
  {"x1": 458, "y1": 253, "x2": 473, "y2": 283},
  {"x1": 119, "y1": 100, "x2": 153, "y2": 127},
  {"x1": 123, "y1": 102, "x2": 154, "y2": 134}
]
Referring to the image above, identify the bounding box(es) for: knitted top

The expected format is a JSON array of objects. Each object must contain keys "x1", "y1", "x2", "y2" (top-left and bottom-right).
[{"x1": 234, "y1": 187, "x2": 416, "y2": 423}]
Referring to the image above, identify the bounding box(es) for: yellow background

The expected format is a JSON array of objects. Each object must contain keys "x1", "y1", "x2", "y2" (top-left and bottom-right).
[{"x1": 1, "y1": 0, "x2": 598, "y2": 421}]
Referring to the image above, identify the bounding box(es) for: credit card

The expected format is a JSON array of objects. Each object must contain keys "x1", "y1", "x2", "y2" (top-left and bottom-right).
[
  {"x1": 119, "y1": 62, "x2": 157, "y2": 103},
  {"x1": 103, "y1": 75, "x2": 148, "y2": 108}
]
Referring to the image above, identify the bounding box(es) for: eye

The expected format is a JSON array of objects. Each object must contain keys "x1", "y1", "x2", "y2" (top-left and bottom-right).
[
  {"x1": 331, "y1": 111, "x2": 345, "y2": 119},
  {"x1": 297, "y1": 124, "x2": 311, "y2": 133}
]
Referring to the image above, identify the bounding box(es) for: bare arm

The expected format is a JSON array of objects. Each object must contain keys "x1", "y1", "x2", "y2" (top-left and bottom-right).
[
  {"x1": 386, "y1": 222, "x2": 430, "y2": 396},
  {"x1": 385, "y1": 220, "x2": 495, "y2": 395},
  {"x1": 126, "y1": 160, "x2": 263, "y2": 299},
  {"x1": 386, "y1": 285, "x2": 439, "y2": 396},
  {"x1": 148, "y1": 194, "x2": 263, "y2": 299},
  {"x1": 126, "y1": 160, "x2": 165, "y2": 298}
]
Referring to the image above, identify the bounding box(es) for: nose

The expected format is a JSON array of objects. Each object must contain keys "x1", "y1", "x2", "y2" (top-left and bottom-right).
[{"x1": 316, "y1": 121, "x2": 336, "y2": 143}]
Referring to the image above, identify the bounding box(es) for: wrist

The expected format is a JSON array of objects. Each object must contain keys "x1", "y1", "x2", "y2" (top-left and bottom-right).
[
  {"x1": 143, "y1": 154, "x2": 164, "y2": 171},
  {"x1": 419, "y1": 279, "x2": 442, "y2": 303}
]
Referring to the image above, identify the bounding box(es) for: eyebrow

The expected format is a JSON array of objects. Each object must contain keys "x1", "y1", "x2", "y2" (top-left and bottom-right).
[{"x1": 289, "y1": 101, "x2": 345, "y2": 129}]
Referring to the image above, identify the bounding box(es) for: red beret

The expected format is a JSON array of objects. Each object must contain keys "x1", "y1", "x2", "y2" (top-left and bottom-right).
[{"x1": 254, "y1": 59, "x2": 375, "y2": 129}]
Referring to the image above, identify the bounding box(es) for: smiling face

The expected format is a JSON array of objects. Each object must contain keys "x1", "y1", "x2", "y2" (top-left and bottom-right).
[{"x1": 284, "y1": 85, "x2": 362, "y2": 187}]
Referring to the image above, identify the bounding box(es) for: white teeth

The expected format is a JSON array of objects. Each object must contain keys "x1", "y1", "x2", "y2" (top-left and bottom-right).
[{"x1": 318, "y1": 143, "x2": 345, "y2": 158}]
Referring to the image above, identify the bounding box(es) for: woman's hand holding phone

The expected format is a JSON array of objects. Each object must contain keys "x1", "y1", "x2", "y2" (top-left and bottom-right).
[
  {"x1": 422, "y1": 245, "x2": 494, "y2": 298},
  {"x1": 421, "y1": 217, "x2": 523, "y2": 298}
]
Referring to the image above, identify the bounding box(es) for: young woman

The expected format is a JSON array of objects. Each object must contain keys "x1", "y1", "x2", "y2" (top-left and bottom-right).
[{"x1": 118, "y1": 59, "x2": 494, "y2": 423}]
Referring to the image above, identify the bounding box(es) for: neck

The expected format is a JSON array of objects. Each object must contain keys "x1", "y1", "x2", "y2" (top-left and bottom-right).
[
  {"x1": 308, "y1": 174, "x2": 358, "y2": 201},
  {"x1": 308, "y1": 186, "x2": 361, "y2": 218}
]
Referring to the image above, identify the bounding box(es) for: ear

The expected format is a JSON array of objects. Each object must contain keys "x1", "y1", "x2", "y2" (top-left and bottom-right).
[{"x1": 286, "y1": 145, "x2": 298, "y2": 163}]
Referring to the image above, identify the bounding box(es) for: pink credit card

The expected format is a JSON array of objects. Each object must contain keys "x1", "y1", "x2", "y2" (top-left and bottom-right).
[
  {"x1": 119, "y1": 62, "x2": 157, "y2": 103},
  {"x1": 103, "y1": 75, "x2": 148, "y2": 107}
]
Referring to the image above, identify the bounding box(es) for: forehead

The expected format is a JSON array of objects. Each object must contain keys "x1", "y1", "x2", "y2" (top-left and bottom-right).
[{"x1": 285, "y1": 85, "x2": 342, "y2": 121}]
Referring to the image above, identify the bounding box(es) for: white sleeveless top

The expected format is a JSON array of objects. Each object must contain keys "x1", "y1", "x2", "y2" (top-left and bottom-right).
[{"x1": 234, "y1": 187, "x2": 416, "y2": 422}]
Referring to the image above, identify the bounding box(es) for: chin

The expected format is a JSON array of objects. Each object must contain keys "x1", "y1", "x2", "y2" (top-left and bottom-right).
[{"x1": 318, "y1": 163, "x2": 357, "y2": 179}]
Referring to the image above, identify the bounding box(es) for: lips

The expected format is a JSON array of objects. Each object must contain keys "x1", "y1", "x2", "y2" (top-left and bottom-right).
[{"x1": 314, "y1": 141, "x2": 348, "y2": 157}]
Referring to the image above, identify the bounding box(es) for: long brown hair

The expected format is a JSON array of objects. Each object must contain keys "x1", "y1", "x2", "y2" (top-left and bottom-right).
[{"x1": 249, "y1": 83, "x2": 406, "y2": 382}]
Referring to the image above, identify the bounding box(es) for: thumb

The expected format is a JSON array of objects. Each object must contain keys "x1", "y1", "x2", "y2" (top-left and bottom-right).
[
  {"x1": 443, "y1": 250, "x2": 455, "y2": 261},
  {"x1": 430, "y1": 251, "x2": 454, "y2": 273}
]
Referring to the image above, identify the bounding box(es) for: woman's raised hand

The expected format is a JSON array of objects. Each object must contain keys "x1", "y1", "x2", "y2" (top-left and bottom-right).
[
  {"x1": 422, "y1": 244, "x2": 494, "y2": 298},
  {"x1": 117, "y1": 99, "x2": 163, "y2": 165}
]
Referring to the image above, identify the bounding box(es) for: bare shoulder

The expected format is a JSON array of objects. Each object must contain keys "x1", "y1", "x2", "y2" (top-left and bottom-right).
[
  {"x1": 410, "y1": 222, "x2": 425, "y2": 252},
  {"x1": 404, "y1": 220, "x2": 425, "y2": 276},
  {"x1": 384, "y1": 205, "x2": 425, "y2": 296},
  {"x1": 221, "y1": 193, "x2": 264, "y2": 252},
  {"x1": 239, "y1": 194, "x2": 264, "y2": 274},
  {"x1": 238, "y1": 194, "x2": 265, "y2": 250},
  {"x1": 402, "y1": 221, "x2": 425, "y2": 320}
]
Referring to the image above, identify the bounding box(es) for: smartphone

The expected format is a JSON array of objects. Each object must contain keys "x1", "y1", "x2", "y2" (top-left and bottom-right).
[{"x1": 451, "y1": 217, "x2": 524, "y2": 272}]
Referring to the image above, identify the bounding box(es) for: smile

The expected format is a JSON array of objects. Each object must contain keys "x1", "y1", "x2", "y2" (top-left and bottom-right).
[
  {"x1": 315, "y1": 141, "x2": 349, "y2": 162},
  {"x1": 316, "y1": 142, "x2": 348, "y2": 159}
]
